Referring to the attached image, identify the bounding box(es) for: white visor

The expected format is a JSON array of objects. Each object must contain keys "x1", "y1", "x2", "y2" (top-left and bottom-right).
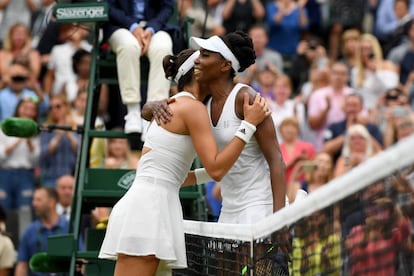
[
  {"x1": 174, "y1": 50, "x2": 200, "y2": 83},
  {"x1": 190, "y1": 36, "x2": 241, "y2": 73}
]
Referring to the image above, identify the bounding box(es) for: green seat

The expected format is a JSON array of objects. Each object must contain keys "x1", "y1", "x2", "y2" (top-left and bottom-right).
[{"x1": 33, "y1": 2, "x2": 201, "y2": 275}]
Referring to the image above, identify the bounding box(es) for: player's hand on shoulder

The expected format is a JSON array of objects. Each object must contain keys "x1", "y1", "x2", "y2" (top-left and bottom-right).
[
  {"x1": 150, "y1": 99, "x2": 175, "y2": 125},
  {"x1": 243, "y1": 93, "x2": 271, "y2": 126}
]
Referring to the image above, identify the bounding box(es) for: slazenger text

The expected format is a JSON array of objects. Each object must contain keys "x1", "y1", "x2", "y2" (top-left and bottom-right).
[{"x1": 56, "y1": 7, "x2": 105, "y2": 19}]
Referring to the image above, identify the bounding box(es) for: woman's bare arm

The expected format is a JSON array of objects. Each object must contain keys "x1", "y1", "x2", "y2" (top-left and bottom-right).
[
  {"x1": 235, "y1": 88, "x2": 286, "y2": 212},
  {"x1": 184, "y1": 93, "x2": 269, "y2": 181}
]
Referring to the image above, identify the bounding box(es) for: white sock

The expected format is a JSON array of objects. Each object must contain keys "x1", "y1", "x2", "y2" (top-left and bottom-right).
[{"x1": 127, "y1": 103, "x2": 141, "y2": 114}]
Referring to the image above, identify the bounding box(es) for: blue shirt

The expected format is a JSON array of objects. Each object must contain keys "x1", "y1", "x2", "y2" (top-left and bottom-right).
[
  {"x1": 324, "y1": 119, "x2": 383, "y2": 162},
  {"x1": 266, "y1": 2, "x2": 308, "y2": 56},
  {"x1": 375, "y1": 0, "x2": 414, "y2": 39},
  {"x1": 400, "y1": 49, "x2": 414, "y2": 84},
  {"x1": 40, "y1": 131, "x2": 80, "y2": 187},
  {"x1": 129, "y1": 0, "x2": 154, "y2": 34},
  {"x1": 132, "y1": 0, "x2": 145, "y2": 21},
  {"x1": 17, "y1": 216, "x2": 69, "y2": 276},
  {"x1": 0, "y1": 87, "x2": 49, "y2": 121}
]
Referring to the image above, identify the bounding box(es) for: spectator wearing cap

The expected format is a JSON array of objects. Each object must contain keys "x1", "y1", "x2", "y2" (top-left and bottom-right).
[{"x1": 0, "y1": 62, "x2": 49, "y2": 121}]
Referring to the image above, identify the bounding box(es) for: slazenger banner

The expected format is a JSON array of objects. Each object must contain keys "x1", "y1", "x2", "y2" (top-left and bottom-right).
[{"x1": 54, "y1": 3, "x2": 108, "y2": 22}]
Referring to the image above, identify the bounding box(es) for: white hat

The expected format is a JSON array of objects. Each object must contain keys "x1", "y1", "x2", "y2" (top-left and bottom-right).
[{"x1": 190, "y1": 36, "x2": 241, "y2": 72}]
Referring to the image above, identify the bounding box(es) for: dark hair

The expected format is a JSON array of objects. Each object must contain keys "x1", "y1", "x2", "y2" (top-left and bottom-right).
[
  {"x1": 248, "y1": 23, "x2": 270, "y2": 34},
  {"x1": 221, "y1": 31, "x2": 256, "y2": 76},
  {"x1": 0, "y1": 205, "x2": 6, "y2": 222},
  {"x1": 36, "y1": 186, "x2": 59, "y2": 203},
  {"x1": 162, "y1": 49, "x2": 196, "y2": 91},
  {"x1": 13, "y1": 97, "x2": 39, "y2": 120},
  {"x1": 385, "y1": 87, "x2": 404, "y2": 101},
  {"x1": 72, "y1": 49, "x2": 91, "y2": 74}
]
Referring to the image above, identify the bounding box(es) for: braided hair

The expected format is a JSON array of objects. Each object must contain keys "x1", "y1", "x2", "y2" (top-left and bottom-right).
[{"x1": 221, "y1": 31, "x2": 256, "y2": 77}]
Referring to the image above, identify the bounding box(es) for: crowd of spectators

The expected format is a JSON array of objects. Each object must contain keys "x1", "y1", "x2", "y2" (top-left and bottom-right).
[{"x1": 1, "y1": 0, "x2": 414, "y2": 274}]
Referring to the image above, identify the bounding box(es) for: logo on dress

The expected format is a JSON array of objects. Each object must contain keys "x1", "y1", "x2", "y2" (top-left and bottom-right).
[{"x1": 117, "y1": 171, "x2": 136, "y2": 190}]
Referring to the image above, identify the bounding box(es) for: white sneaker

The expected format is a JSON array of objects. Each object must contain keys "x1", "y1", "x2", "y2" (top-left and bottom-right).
[{"x1": 124, "y1": 112, "x2": 143, "y2": 134}]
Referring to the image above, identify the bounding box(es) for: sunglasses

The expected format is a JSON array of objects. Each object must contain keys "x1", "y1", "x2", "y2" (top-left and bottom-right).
[{"x1": 11, "y1": 75, "x2": 28, "y2": 82}]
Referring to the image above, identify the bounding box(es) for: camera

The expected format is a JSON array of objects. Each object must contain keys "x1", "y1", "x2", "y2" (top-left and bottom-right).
[
  {"x1": 302, "y1": 161, "x2": 317, "y2": 172},
  {"x1": 392, "y1": 106, "x2": 408, "y2": 117}
]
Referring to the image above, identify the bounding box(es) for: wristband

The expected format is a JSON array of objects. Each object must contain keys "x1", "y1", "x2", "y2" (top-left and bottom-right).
[
  {"x1": 234, "y1": 120, "x2": 256, "y2": 143},
  {"x1": 194, "y1": 168, "x2": 212, "y2": 184}
]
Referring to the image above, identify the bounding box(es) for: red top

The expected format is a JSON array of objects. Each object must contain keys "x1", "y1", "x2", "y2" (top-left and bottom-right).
[
  {"x1": 347, "y1": 218, "x2": 411, "y2": 276},
  {"x1": 280, "y1": 140, "x2": 316, "y2": 184}
]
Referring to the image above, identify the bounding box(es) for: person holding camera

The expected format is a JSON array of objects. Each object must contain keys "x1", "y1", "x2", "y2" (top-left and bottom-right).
[
  {"x1": 279, "y1": 117, "x2": 316, "y2": 185},
  {"x1": 380, "y1": 88, "x2": 414, "y2": 147},
  {"x1": 287, "y1": 151, "x2": 334, "y2": 204},
  {"x1": 350, "y1": 33, "x2": 399, "y2": 115},
  {"x1": 289, "y1": 37, "x2": 329, "y2": 96}
]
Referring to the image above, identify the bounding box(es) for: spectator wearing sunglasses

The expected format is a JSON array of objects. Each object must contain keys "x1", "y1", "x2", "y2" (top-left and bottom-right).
[
  {"x1": 0, "y1": 62, "x2": 49, "y2": 121},
  {"x1": 39, "y1": 94, "x2": 79, "y2": 187}
]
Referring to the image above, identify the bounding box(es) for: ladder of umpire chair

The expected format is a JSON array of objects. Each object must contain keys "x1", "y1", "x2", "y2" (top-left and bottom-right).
[{"x1": 43, "y1": 2, "x2": 207, "y2": 276}]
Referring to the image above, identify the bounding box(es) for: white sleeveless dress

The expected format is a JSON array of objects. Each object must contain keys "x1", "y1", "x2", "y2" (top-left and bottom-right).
[
  {"x1": 207, "y1": 83, "x2": 273, "y2": 224},
  {"x1": 99, "y1": 92, "x2": 197, "y2": 271}
]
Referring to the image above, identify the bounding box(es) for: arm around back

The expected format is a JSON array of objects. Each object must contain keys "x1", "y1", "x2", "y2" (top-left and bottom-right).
[{"x1": 184, "y1": 93, "x2": 268, "y2": 181}]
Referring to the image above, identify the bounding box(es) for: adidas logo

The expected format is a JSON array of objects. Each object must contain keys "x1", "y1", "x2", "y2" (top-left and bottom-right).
[{"x1": 239, "y1": 128, "x2": 246, "y2": 134}]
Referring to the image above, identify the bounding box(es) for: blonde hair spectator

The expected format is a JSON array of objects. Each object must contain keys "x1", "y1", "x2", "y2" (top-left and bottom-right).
[
  {"x1": 334, "y1": 124, "x2": 379, "y2": 177},
  {"x1": 342, "y1": 124, "x2": 374, "y2": 158},
  {"x1": 0, "y1": 23, "x2": 41, "y2": 87}
]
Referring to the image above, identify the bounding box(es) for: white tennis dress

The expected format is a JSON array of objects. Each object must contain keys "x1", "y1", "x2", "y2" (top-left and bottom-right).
[
  {"x1": 207, "y1": 83, "x2": 273, "y2": 224},
  {"x1": 99, "y1": 92, "x2": 197, "y2": 271}
]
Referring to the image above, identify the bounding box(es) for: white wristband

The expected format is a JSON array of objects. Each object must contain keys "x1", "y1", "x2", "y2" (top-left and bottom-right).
[
  {"x1": 234, "y1": 120, "x2": 256, "y2": 143},
  {"x1": 194, "y1": 168, "x2": 212, "y2": 184}
]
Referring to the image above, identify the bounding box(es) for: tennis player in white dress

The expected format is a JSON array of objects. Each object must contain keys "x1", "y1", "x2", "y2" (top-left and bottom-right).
[{"x1": 98, "y1": 49, "x2": 270, "y2": 276}]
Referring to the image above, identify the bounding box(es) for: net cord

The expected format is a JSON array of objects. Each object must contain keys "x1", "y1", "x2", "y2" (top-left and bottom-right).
[{"x1": 183, "y1": 135, "x2": 414, "y2": 241}]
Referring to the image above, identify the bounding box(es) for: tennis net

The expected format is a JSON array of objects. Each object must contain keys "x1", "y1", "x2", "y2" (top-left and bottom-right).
[{"x1": 173, "y1": 135, "x2": 414, "y2": 276}]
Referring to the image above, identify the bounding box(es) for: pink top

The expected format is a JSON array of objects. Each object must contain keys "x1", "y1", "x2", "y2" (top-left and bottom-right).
[
  {"x1": 307, "y1": 86, "x2": 354, "y2": 150},
  {"x1": 347, "y1": 218, "x2": 411, "y2": 276},
  {"x1": 280, "y1": 140, "x2": 316, "y2": 184}
]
